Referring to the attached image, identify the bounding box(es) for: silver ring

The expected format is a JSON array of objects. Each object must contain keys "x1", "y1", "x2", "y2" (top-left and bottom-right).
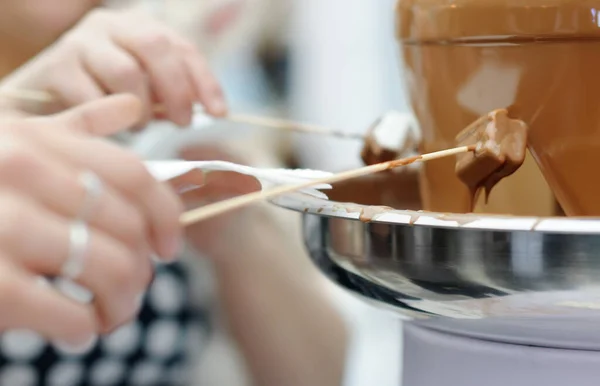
[
  {"x1": 78, "y1": 170, "x2": 103, "y2": 221},
  {"x1": 61, "y1": 221, "x2": 90, "y2": 280}
]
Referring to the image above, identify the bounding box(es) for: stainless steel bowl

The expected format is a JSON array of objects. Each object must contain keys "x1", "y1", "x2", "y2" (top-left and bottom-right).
[{"x1": 272, "y1": 193, "x2": 600, "y2": 348}]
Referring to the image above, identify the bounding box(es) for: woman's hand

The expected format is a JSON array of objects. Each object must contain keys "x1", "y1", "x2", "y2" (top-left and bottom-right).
[
  {"x1": 173, "y1": 144, "x2": 265, "y2": 261},
  {"x1": 175, "y1": 145, "x2": 349, "y2": 386},
  {"x1": 0, "y1": 8, "x2": 226, "y2": 126},
  {"x1": 0, "y1": 94, "x2": 183, "y2": 350}
]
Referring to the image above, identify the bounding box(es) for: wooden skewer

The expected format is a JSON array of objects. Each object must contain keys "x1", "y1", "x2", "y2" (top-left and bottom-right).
[
  {"x1": 180, "y1": 145, "x2": 476, "y2": 226},
  {"x1": 0, "y1": 89, "x2": 363, "y2": 140},
  {"x1": 224, "y1": 113, "x2": 363, "y2": 140},
  {"x1": 0, "y1": 89, "x2": 55, "y2": 103}
]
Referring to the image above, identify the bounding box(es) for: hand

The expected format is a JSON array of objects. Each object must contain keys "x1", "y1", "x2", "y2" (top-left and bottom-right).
[
  {"x1": 0, "y1": 94, "x2": 183, "y2": 349},
  {"x1": 0, "y1": 8, "x2": 226, "y2": 127},
  {"x1": 174, "y1": 144, "x2": 266, "y2": 260}
]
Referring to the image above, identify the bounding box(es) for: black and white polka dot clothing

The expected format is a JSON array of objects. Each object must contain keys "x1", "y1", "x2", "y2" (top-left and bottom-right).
[{"x1": 0, "y1": 263, "x2": 210, "y2": 386}]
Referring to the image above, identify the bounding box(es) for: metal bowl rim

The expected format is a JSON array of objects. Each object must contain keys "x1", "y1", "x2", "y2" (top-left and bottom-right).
[{"x1": 271, "y1": 193, "x2": 600, "y2": 235}]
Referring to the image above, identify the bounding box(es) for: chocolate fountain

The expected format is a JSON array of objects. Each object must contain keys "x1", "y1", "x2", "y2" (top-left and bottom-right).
[{"x1": 272, "y1": 1, "x2": 600, "y2": 385}]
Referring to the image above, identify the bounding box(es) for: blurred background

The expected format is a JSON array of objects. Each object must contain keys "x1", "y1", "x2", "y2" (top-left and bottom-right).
[{"x1": 129, "y1": 0, "x2": 413, "y2": 385}]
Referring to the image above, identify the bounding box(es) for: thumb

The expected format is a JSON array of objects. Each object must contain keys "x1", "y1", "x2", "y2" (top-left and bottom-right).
[{"x1": 52, "y1": 94, "x2": 143, "y2": 136}]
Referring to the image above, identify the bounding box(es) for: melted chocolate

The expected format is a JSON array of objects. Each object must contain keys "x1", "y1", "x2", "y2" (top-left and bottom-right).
[
  {"x1": 385, "y1": 155, "x2": 422, "y2": 170},
  {"x1": 359, "y1": 206, "x2": 394, "y2": 222},
  {"x1": 355, "y1": 112, "x2": 426, "y2": 213},
  {"x1": 455, "y1": 109, "x2": 528, "y2": 211},
  {"x1": 327, "y1": 171, "x2": 422, "y2": 210},
  {"x1": 361, "y1": 135, "x2": 400, "y2": 165},
  {"x1": 397, "y1": 0, "x2": 600, "y2": 216},
  {"x1": 361, "y1": 117, "x2": 398, "y2": 165},
  {"x1": 361, "y1": 113, "x2": 419, "y2": 165}
]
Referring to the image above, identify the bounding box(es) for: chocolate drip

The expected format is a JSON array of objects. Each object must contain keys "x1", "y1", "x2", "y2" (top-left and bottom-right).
[{"x1": 455, "y1": 110, "x2": 528, "y2": 211}]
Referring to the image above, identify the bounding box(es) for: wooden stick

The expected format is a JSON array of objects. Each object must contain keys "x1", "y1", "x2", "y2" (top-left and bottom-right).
[
  {"x1": 0, "y1": 89, "x2": 363, "y2": 140},
  {"x1": 0, "y1": 89, "x2": 55, "y2": 103},
  {"x1": 224, "y1": 113, "x2": 363, "y2": 140},
  {"x1": 180, "y1": 145, "x2": 475, "y2": 226}
]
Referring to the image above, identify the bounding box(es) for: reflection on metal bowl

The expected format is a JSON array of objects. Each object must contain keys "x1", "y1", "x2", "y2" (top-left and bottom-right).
[{"x1": 272, "y1": 192, "x2": 600, "y2": 349}]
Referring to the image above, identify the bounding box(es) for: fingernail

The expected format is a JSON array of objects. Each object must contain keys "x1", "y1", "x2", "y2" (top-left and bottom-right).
[
  {"x1": 210, "y1": 100, "x2": 227, "y2": 116},
  {"x1": 55, "y1": 334, "x2": 98, "y2": 355}
]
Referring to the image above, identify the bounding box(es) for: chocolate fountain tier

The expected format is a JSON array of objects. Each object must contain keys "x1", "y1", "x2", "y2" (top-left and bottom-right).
[
  {"x1": 397, "y1": 0, "x2": 600, "y2": 216},
  {"x1": 397, "y1": 0, "x2": 600, "y2": 42},
  {"x1": 272, "y1": 193, "x2": 600, "y2": 348}
]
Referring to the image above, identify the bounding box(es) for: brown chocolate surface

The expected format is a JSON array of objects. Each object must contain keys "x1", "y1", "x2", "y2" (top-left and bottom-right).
[
  {"x1": 327, "y1": 170, "x2": 422, "y2": 210},
  {"x1": 361, "y1": 112, "x2": 420, "y2": 166},
  {"x1": 455, "y1": 109, "x2": 528, "y2": 210},
  {"x1": 351, "y1": 117, "x2": 423, "y2": 212},
  {"x1": 397, "y1": 0, "x2": 600, "y2": 216},
  {"x1": 361, "y1": 117, "x2": 401, "y2": 165},
  {"x1": 361, "y1": 135, "x2": 400, "y2": 166},
  {"x1": 397, "y1": 0, "x2": 600, "y2": 43}
]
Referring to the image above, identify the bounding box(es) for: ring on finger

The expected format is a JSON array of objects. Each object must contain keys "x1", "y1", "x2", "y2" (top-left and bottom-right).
[
  {"x1": 78, "y1": 170, "x2": 103, "y2": 221},
  {"x1": 61, "y1": 221, "x2": 90, "y2": 280}
]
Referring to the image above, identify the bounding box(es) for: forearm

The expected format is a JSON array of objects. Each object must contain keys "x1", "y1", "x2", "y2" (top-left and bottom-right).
[{"x1": 212, "y1": 210, "x2": 348, "y2": 386}]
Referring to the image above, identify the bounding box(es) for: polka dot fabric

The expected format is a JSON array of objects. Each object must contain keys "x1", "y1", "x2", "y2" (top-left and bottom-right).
[{"x1": 0, "y1": 263, "x2": 210, "y2": 386}]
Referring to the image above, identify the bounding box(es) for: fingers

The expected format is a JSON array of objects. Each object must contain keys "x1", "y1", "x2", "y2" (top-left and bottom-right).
[
  {"x1": 1, "y1": 8, "x2": 226, "y2": 124},
  {"x1": 80, "y1": 40, "x2": 153, "y2": 126},
  {"x1": 0, "y1": 258, "x2": 97, "y2": 348},
  {"x1": 76, "y1": 228, "x2": 151, "y2": 332},
  {"x1": 0, "y1": 192, "x2": 151, "y2": 332},
  {"x1": 49, "y1": 94, "x2": 143, "y2": 136},
  {"x1": 173, "y1": 37, "x2": 227, "y2": 117},
  {"x1": 0, "y1": 140, "x2": 147, "y2": 252},
  {"x1": 25, "y1": 128, "x2": 183, "y2": 260},
  {"x1": 185, "y1": 58, "x2": 227, "y2": 117},
  {"x1": 0, "y1": 132, "x2": 156, "y2": 332},
  {"x1": 114, "y1": 28, "x2": 195, "y2": 126},
  {"x1": 47, "y1": 65, "x2": 105, "y2": 111},
  {"x1": 104, "y1": 9, "x2": 227, "y2": 120},
  {"x1": 34, "y1": 8, "x2": 226, "y2": 124}
]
